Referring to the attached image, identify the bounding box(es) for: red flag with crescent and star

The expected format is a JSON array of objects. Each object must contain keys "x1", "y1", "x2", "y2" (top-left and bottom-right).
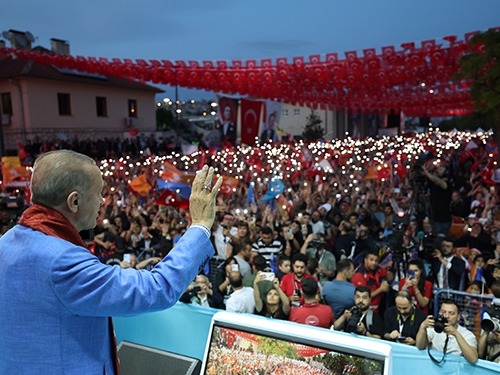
[
  {"x1": 154, "y1": 189, "x2": 189, "y2": 209},
  {"x1": 240, "y1": 98, "x2": 262, "y2": 145}
]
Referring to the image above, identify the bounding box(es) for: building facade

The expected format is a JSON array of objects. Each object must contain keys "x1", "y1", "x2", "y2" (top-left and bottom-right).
[{"x1": 0, "y1": 31, "x2": 162, "y2": 153}]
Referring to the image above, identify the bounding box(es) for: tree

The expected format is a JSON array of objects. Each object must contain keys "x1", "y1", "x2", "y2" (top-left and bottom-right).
[
  {"x1": 455, "y1": 29, "x2": 500, "y2": 162},
  {"x1": 302, "y1": 109, "x2": 325, "y2": 141}
]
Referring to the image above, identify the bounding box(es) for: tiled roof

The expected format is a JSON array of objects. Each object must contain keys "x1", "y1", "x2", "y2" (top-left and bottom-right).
[{"x1": 0, "y1": 57, "x2": 164, "y2": 93}]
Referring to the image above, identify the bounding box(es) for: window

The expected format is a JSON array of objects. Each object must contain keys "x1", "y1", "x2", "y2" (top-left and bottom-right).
[
  {"x1": 294, "y1": 108, "x2": 300, "y2": 116},
  {"x1": 282, "y1": 109, "x2": 288, "y2": 117},
  {"x1": 96, "y1": 96, "x2": 107, "y2": 117},
  {"x1": 1, "y1": 93, "x2": 13, "y2": 115},
  {"x1": 128, "y1": 99, "x2": 137, "y2": 118},
  {"x1": 57, "y1": 93, "x2": 71, "y2": 115}
]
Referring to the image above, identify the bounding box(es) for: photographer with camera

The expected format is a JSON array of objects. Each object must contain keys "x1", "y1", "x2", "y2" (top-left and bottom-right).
[
  {"x1": 421, "y1": 163, "x2": 453, "y2": 237},
  {"x1": 301, "y1": 232, "x2": 336, "y2": 286},
  {"x1": 180, "y1": 274, "x2": 221, "y2": 308},
  {"x1": 349, "y1": 218, "x2": 379, "y2": 267},
  {"x1": 416, "y1": 299, "x2": 478, "y2": 364},
  {"x1": 478, "y1": 280, "x2": 500, "y2": 363},
  {"x1": 333, "y1": 286, "x2": 384, "y2": 338}
]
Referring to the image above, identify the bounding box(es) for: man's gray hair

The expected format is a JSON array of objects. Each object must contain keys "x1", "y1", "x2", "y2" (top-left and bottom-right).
[{"x1": 31, "y1": 150, "x2": 97, "y2": 208}]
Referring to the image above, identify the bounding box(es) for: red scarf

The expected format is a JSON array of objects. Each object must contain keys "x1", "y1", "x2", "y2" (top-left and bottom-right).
[
  {"x1": 19, "y1": 204, "x2": 85, "y2": 247},
  {"x1": 19, "y1": 204, "x2": 120, "y2": 375}
]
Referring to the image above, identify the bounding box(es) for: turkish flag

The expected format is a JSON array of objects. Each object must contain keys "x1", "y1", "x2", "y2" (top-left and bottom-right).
[
  {"x1": 219, "y1": 176, "x2": 239, "y2": 196},
  {"x1": 154, "y1": 189, "x2": 189, "y2": 209},
  {"x1": 240, "y1": 99, "x2": 262, "y2": 145}
]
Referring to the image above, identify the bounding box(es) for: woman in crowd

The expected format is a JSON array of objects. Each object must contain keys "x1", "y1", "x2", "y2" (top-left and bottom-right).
[
  {"x1": 225, "y1": 221, "x2": 252, "y2": 258},
  {"x1": 399, "y1": 259, "x2": 432, "y2": 314},
  {"x1": 253, "y1": 272, "x2": 290, "y2": 320}
]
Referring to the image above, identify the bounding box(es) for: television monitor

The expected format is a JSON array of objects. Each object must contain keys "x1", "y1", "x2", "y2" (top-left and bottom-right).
[{"x1": 200, "y1": 311, "x2": 392, "y2": 375}]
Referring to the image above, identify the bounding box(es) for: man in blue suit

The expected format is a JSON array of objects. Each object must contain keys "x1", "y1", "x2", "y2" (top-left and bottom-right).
[{"x1": 0, "y1": 150, "x2": 222, "y2": 375}]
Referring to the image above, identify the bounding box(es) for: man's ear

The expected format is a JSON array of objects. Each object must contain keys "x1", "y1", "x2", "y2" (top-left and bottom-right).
[{"x1": 67, "y1": 191, "x2": 79, "y2": 213}]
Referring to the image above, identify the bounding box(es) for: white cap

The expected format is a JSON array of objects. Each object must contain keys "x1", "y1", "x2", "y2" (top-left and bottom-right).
[{"x1": 319, "y1": 203, "x2": 332, "y2": 213}]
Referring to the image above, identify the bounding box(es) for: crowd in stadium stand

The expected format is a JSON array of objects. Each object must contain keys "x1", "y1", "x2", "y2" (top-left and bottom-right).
[{"x1": 3, "y1": 129, "x2": 500, "y2": 364}]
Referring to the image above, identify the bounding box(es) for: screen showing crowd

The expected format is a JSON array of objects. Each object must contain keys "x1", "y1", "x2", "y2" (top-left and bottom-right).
[{"x1": 204, "y1": 326, "x2": 384, "y2": 375}]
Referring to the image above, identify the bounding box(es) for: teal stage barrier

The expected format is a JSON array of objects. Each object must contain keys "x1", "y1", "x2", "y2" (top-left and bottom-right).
[{"x1": 114, "y1": 303, "x2": 499, "y2": 375}]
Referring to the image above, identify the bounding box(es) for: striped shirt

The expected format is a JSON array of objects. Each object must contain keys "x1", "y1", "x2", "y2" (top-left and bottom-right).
[{"x1": 251, "y1": 238, "x2": 284, "y2": 261}]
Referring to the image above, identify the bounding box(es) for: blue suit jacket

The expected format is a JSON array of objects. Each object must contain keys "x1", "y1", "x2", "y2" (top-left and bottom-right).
[{"x1": 0, "y1": 225, "x2": 213, "y2": 374}]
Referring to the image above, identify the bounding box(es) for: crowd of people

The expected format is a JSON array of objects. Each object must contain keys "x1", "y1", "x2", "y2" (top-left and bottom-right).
[{"x1": 3, "y1": 129, "x2": 500, "y2": 368}]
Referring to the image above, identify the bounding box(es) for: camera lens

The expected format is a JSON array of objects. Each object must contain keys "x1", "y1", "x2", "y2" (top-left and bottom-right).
[{"x1": 434, "y1": 313, "x2": 447, "y2": 333}]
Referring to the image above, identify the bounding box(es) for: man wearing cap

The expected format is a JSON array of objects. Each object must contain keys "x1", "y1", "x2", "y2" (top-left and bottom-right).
[
  {"x1": 422, "y1": 163, "x2": 452, "y2": 237},
  {"x1": 301, "y1": 232, "x2": 336, "y2": 286},
  {"x1": 318, "y1": 203, "x2": 335, "y2": 239}
]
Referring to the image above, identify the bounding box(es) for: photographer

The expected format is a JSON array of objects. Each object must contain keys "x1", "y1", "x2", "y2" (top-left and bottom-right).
[
  {"x1": 383, "y1": 291, "x2": 427, "y2": 345},
  {"x1": 180, "y1": 274, "x2": 221, "y2": 308},
  {"x1": 350, "y1": 218, "x2": 378, "y2": 266},
  {"x1": 416, "y1": 299, "x2": 478, "y2": 364},
  {"x1": 333, "y1": 286, "x2": 384, "y2": 338},
  {"x1": 301, "y1": 232, "x2": 336, "y2": 286},
  {"x1": 478, "y1": 280, "x2": 500, "y2": 363},
  {"x1": 422, "y1": 163, "x2": 452, "y2": 237}
]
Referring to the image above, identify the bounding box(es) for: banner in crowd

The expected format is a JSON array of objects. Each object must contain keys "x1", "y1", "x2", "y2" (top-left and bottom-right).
[
  {"x1": 217, "y1": 96, "x2": 239, "y2": 144},
  {"x1": 1, "y1": 156, "x2": 30, "y2": 188},
  {"x1": 128, "y1": 174, "x2": 152, "y2": 196},
  {"x1": 240, "y1": 99, "x2": 262, "y2": 145},
  {"x1": 260, "y1": 100, "x2": 282, "y2": 143},
  {"x1": 161, "y1": 164, "x2": 196, "y2": 185}
]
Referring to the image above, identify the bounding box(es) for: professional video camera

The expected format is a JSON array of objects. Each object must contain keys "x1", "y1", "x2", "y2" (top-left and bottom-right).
[
  {"x1": 385, "y1": 200, "x2": 410, "y2": 263},
  {"x1": 481, "y1": 300, "x2": 500, "y2": 333},
  {"x1": 433, "y1": 313, "x2": 448, "y2": 333},
  {"x1": 0, "y1": 196, "x2": 25, "y2": 228},
  {"x1": 309, "y1": 233, "x2": 326, "y2": 250},
  {"x1": 412, "y1": 151, "x2": 435, "y2": 186},
  {"x1": 345, "y1": 306, "x2": 363, "y2": 333}
]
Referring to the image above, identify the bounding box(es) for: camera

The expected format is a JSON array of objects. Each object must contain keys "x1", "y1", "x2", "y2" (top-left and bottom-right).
[
  {"x1": 192, "y1": 286, "x2": 202, "y2": 293},
  {"x1": 433, "y1": 313, "x2": 448, "y2": 333},
  {"x1": 345, "y1": 306, "x2": 363, "y2": 333},
  {"x1": 481, "y1": 302, "x2": 500, "y2": 332},
  {"x1": 309, "y1": 240, "x2": 324, "y2": 249},
  {"x1": 295, "y1": 289, "x2": 301, "y2": 297},
  {"x1": 359, "y1": 230, "x2": 368, "y2": 238}
]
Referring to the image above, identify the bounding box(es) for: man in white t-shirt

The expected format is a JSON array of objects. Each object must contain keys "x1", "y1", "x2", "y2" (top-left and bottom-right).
[
  {"x1": 416, "y1": 299, "x2": 478, "y2": 364},
  {"x1": 225, "y1": 271, "x2": 255, "y2": 313}
]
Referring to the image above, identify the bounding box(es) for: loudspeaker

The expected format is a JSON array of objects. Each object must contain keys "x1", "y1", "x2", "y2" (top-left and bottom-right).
[{"x1": 117, "y1": 341, "x2": 201, "y2": 375}]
